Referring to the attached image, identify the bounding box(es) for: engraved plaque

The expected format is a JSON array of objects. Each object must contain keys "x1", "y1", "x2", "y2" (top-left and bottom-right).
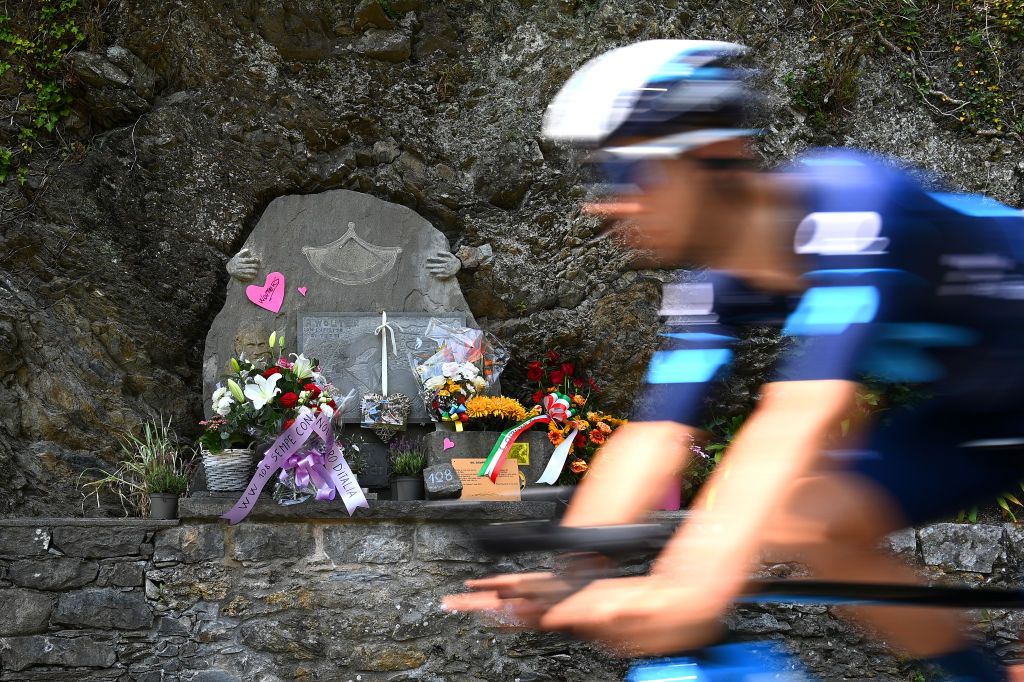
[{"x1": 298, "y1": 312, "x2": 466, "y2": 423}]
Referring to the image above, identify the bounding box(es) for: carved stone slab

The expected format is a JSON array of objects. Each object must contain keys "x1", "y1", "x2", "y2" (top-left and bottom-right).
[
  {"x1": 298, "y1": 312, "x2": 465, "y2": 423},
  {"x1": 203, "y1": 189, "x2": 476, "y2": 409}
]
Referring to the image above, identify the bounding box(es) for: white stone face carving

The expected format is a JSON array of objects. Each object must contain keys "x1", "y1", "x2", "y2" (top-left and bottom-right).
[{"x1": 302, "y1": 222, "x2": 403, "y2": 286}]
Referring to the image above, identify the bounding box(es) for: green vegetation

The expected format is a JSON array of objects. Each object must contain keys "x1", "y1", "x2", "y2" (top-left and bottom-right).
[
  {"x1": 789, "y1": 0, "x2": 1024, "y2": 135},
  {"x1": 0, "y1": 0, "x2": 87, "y2": 183}
]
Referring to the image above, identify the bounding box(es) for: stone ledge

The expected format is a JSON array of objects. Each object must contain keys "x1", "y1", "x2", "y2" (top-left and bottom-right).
[
  {"x1": 180, "y1": 494, "x2": 691, "y2": 524},
  {"x1": 0, "y1": 518, "x2": 179, "y2": 528},
  {"x1": 180, "y1": 493, "x2": 567, "y2": 522}
]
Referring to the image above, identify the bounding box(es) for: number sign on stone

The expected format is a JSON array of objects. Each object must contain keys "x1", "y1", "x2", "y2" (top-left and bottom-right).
[{"x1": 298, "y1": 312, "x2": 465, "y2": 423}]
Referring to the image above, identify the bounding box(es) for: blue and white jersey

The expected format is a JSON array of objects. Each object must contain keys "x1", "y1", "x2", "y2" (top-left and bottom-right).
[{"x1": 635, "y1": 149, "x2": 1024, "y2": 426}]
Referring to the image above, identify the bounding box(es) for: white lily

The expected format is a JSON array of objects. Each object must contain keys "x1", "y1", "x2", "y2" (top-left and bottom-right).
[
  {"x1": 424, "y1": 375, "x2": 446, "y2": 390},
  {"x1": 244, "y1": 373, "x2": 281, "y2": 410},
  {"x1": 320, "y1": 403, "x2": 335, "y2": 419},
  {"x1": 290, "y1": 354, "x2": 315, "y2": 380}
]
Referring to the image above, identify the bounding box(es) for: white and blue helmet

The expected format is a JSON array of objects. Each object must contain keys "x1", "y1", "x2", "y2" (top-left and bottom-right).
[{"x1": 542, "y1": 40, "x2": 756, "y2": 156}]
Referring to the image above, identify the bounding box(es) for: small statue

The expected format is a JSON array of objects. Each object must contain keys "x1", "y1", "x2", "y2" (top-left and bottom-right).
[{"x1": 227, "y1": 247, "x2": 261, "y2": 282}]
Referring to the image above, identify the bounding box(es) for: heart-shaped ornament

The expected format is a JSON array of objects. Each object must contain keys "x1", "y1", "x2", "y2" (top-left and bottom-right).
[
  {"x1": 360, "y1": 392, "x2": 411, "y2": 443},
  {"x1": 297, "y1": 286, "x2": 308, "y2": 296},
  {"x1": 245, "y1": 272, "x2": 286, "y2": 313},
  {"x1": 443, "y1": 437, "x2": 455, "y2": 451}
]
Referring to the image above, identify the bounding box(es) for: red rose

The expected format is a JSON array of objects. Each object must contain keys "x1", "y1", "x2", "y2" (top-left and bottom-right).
[
  {"x1": 574, "y1": 432, "x2": 586, "y2": 447},
  {"x1": 531, "y1": 390, "x2": 543, "y2": 405},
  {"x1": 573, "y1": 377, "x2": 584, "y2": 388},
  {"x1": 432, "y1": 401, "x2": 440, "y2": 409},
  {"x1": 526, "y1": 361, "x2": 543, "y2": 381},
  {"x1": 262, "y1": 367, "x2": 282, "y2": 378},
  {"x1": 280, "y1": 392, "x2": 298, "y2": 408},
  {"x1": 549, "y1": 370, "x2": 564, "y2": 385},
  {"x1": 588, "y1": 378, "x2": 600, "y2": 392},
  {"x1": 282, "y1": 418, "x2": 295, "y2": 431},
  {"x1": 304, "y1": 383, "x2": 321, "y2": 398},
  {"x1": 327, "y1": 399, "x2": 336, "y2": 409},
  {"x1": 546, "y1": 350, "x2": 561, "y2": 363},
  {"x1": 561, "y1": 362, "x2": 574, "y2": 376}
]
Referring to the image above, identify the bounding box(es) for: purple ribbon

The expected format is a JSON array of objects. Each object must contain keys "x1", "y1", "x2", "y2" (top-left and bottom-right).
[
  {"x1": 279, "y1": 450, "x2": 335, "y2": 501},
  {"x1": 221, "y1": 408, "x2": 369, "y2": 524}
]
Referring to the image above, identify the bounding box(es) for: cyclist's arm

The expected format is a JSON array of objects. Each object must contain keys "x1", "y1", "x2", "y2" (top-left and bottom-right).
[
  {"x1": 652, "y1": 379, "x2": 855, "y2": 589},
  {"x1": 563, "y1": 328, "x2": 736, "y2": 527}
]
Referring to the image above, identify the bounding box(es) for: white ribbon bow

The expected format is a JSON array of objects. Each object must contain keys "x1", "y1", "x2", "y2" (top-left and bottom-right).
[{"x1": 375, "y1": 311, "x2": 399, "y2": 395}]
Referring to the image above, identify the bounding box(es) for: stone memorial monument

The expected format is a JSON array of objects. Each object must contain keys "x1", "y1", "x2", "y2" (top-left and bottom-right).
[{"x1": 203, "y1": 189, "x2": 482, "y2": 491}]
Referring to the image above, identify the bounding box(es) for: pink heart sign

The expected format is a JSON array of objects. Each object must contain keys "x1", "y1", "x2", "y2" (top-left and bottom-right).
[
  {"x1": 246, "y1": 272, "x2": 285, "y2": 313},
  {"x1": 297, "y1": 287, "x2": 308, "y2": 297},
  {"x1": 443, "y1": 437, "x2": 455, "y2": 451}
]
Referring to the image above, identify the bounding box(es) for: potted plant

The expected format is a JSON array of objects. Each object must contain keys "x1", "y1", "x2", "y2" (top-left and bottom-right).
[
  {"x1": 80, "y1": 417, "x2": 194, "y2": 519},
  {"x1": 389, "y1": 437, "x2": 427, "y2": 501},
  {"x1": 200, "y1": 331, "x2": 341, "y2": 492}
]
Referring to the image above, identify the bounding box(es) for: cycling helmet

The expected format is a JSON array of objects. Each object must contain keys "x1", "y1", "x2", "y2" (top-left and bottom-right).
[{"x1": 542, "y1": 40, "x2": 757, "y2": 156}]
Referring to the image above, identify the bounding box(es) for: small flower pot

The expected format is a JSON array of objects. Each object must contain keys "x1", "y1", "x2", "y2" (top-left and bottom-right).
[
  {"x1": 390, "y1": 476, "x2": 424, "y2": 501},
  {"x1": 149, "y1": 493, "x2": 179, "y2": 520}
]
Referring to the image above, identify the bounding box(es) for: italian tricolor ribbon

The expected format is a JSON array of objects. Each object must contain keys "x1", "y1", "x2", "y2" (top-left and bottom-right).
[{"x1": 478, "y1": 392, "x2": 577, "y2": 484}]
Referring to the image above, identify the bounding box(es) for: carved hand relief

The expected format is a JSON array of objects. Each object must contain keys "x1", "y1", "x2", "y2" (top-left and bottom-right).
[
  {"x1": 227, "y1": 247, "x2": 261, "y2": 282},
  {"x1": 302, "y1": 222, "x2": 402, "y2": 286},
  {"x1": 425, "y1": 251, "x2": 462, "y2": 280}
]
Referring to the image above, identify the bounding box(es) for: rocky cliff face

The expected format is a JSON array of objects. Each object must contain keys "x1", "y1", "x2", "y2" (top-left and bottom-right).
[{"x1": 1, "y1": 0, "x2": 1021, "y2": 514}]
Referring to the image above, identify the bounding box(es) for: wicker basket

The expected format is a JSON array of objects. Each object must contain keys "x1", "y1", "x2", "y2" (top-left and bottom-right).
[{"x1": 203, "y1": 448, "x2": 255, "y2": 492}]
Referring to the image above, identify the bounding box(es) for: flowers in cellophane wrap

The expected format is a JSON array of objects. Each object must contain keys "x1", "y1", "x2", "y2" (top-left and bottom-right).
[
  {"x1": 409, "y1": 319, "x2": 508, "y2": 431},
  {"x1": 198, "y1": 331, "x2": 345, "y2": 454}
]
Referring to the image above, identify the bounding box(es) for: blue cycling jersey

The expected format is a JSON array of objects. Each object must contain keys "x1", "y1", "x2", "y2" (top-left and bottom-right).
[{"x1": 635, "y1": 149, "x2": 1024, "y2": 427}]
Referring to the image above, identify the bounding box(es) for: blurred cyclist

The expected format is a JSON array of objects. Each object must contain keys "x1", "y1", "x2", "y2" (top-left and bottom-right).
[{"x1": 445, "y1": 40, "x2": 1024, "y2": 681}]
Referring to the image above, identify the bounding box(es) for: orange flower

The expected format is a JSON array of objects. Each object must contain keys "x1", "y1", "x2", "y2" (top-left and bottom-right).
[
  {"x1": 588, "y1": 428, "x2": 606, "y2": 445},
  {"x1": 572, "y1": 394, "x2": 587, "y2": 407},
  {"x1": 570, "y1": 459, "x2": 589, "y2": 474},
  {"x1": 549, "y1": 430, "x2": 565, "y2": 446},
  {"x1": 597, "y1": 421, "x2": 612, "y2": 434}
]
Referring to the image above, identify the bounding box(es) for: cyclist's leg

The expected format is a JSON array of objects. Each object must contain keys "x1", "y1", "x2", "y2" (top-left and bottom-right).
[{"x1": 766, "y1": 403, "x2": 1023, "y2": 679}]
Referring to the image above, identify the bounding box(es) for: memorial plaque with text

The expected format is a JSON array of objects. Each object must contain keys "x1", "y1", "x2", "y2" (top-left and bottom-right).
[{"x1": 299, "y1": 312, "x2": 465, "y2": 423}]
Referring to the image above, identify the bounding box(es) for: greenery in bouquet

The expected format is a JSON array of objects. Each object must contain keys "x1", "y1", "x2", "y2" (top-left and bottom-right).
[
  {"x1": 554, "y1": 410, "x2": 628, "y2": 485},
  {"x1": 464, "y1": 395, "x2": 530, "y2": 431},
  {"x1": 199, "y1": 331, "x2": 340, "y2": 453},
  {"x1": 389, "y1": 436, "x2": 427, "y2": 478},
  {"x1": 80, "y1": 417, "x2": 195, "y2": 516}
]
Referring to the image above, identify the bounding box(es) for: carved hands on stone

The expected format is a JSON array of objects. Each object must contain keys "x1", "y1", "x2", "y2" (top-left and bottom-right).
[
  {"x1": 227, "y1": 248, "x2": 260, "y2": 282},
  {"x1": 425, "y1": 250, "x2": 461, "y2": 280}
]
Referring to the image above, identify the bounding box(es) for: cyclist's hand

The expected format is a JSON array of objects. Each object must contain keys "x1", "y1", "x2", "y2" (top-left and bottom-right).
[
  {"x1": 442, "y1": 572, "x2": 574, "y2": 628},
  {"x1": 539, "y1": 575, "x2": 729, "y2": 655}
]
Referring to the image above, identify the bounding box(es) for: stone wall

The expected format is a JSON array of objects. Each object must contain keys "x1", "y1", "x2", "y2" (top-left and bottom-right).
[{"x1": 2, "y1": 505, "x2": 1024, "y2": 680}]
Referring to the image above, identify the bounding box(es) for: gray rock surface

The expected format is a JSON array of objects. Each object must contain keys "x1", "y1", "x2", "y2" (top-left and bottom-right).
[
  {"x1": 0, "y1": 589, "x2": 53, "y2": 636},
  {"x1": 920, "y1": 523, "x2": 1004, "y2": 573},
  {"x1": 53, "y1": 588, "x2": 153, "y2": 630},
  {"x1": 9, "y1": 558, "x2": 99, "y2": 591},
  {"x1": 0, "y1": 1, "x2": 1020, "y2": 521},
  {"x1": 0, "y1": 635, "x2": 116, "y2": 671}
]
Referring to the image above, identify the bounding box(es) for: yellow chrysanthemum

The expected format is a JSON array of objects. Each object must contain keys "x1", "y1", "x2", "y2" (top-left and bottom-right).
[{"x1": 465, "y1": 395, "x2": 528, "y2": 423}]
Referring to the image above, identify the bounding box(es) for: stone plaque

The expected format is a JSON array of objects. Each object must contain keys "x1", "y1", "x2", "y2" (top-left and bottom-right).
[
  {"x1": 298, "y1": 312, "x2": 465, "y2": 423},
  {"x1": 203, "y1": 189, "x2": 477, "y2": 409}
]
